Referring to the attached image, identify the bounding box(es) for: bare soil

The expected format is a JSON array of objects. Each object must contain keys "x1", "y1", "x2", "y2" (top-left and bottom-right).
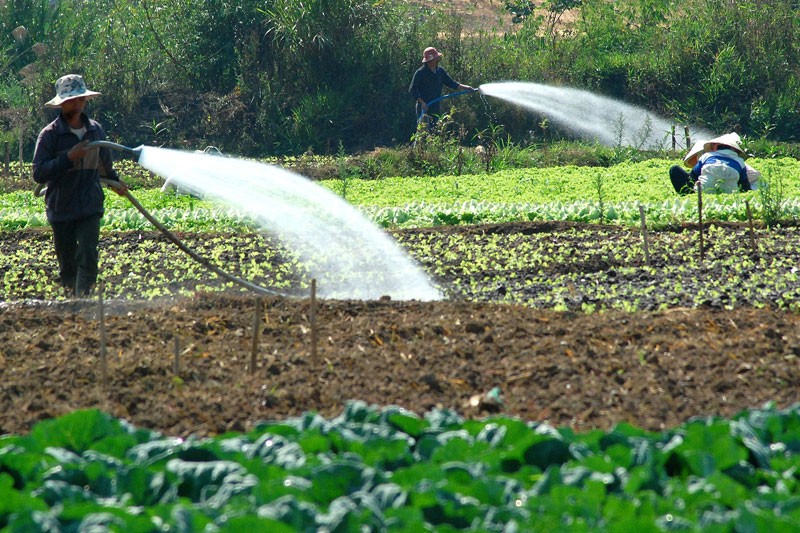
[
  {"x1": 1, "y1": 221, "x2": 798, "y2": 439},
  {"x1": 414, "y1": 0, "x2": 577, "y2": 35},
  {"x1": 418, "y1": 0, "x2": 514, "y2": 33}
]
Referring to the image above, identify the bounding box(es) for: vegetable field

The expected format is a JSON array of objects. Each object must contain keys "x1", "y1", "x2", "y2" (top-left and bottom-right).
[{"x1": 2, "y1": 158, "x2": 800, "y2": 531}]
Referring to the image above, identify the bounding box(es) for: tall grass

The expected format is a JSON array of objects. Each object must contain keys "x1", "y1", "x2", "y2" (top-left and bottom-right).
[{"x1": 0, "y1": 0, "x2": 798, "y2": 156}]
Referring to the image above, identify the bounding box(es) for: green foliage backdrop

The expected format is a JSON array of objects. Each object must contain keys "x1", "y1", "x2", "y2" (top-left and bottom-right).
[{"x1": 0, "y1": 0, "x2": 798, "y2": 157}]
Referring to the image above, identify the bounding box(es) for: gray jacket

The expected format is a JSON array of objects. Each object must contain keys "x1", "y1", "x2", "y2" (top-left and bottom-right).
[{"x1": 32, "y1": 113, "x2": 120, "y2": 223}]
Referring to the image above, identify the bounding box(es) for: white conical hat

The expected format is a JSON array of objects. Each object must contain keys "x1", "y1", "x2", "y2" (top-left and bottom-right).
[
  {"x1": 703, "y1": 132, "x2": 744, "y2": 155},
  {"x1": 683, "y1": 140, "x2": 708, "y2": 167}
]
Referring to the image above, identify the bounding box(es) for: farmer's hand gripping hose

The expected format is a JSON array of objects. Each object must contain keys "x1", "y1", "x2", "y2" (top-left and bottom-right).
[
  {"x1": 36, "y1": 140, "x2": 281, "y2": 297},
  {"x1": 86, "y1": 140, "x2": 143, "y2": 162},
  {"x1": 31, "y1": 140, "x2": 140, "y2": 197}
]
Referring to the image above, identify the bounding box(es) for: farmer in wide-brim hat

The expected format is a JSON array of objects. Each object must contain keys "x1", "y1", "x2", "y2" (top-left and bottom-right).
[
  {"x1": 669, "y1": 132, "x2": 756, "y2": 195},
  {"x1": 32, "y1": 74, "x2": 126, "y2": 297},
  {"x1": 408, "y1": 46, "x2": 475, "y2": 130}
]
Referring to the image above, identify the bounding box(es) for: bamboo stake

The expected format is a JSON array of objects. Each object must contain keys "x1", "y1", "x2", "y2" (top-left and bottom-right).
[
  {"x1": 639, "y1": 204, "x2": 650, "y2": 266},
  {"x1": 98, "y1": 284, "x2": 108, "y2": 385},
  {"x1": 173, "y1": 336, "x2": 180, "y2": 375},
  {"x1": 745, "y1": 199, "x2": 757, "y2": 255},
  {"x1": 310, "y1": 279, "x2": 318, "y2": 361},
  {"x1": 17, "y1": 125, "x2": 23, "y2": 178},
  {"x1": 697, "y1": 185, "x2": 704, "y2": 262},
  {"x1": 671, "y1": 125, "x2": 676, "y2": 151},
  {"x1": 250, "y1": 297, "x2": 262, "y2": 375}
]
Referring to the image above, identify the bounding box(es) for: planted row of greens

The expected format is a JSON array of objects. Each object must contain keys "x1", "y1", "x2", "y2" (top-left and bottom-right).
[
  {"x1": 4, "y1": 223, "x2": 800, "y2": 312},
  {"x1": 1, "y1": 403, "x2": 798, "y2": 531},
  {"x1": 3, "y1": 157, "x2": 799, "y2": 232},
  {"x1": 3, "y1": 158, "x2": 800, "y2": 308},
  {"x1": 325, "y1": 157, "x2": 800, "y2": 228},
  {"x1": 400, "y1": 223, "x2": 800, "y2": 312}
]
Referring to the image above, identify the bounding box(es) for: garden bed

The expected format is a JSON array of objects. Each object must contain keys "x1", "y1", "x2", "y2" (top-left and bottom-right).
[{"x1": 1, "y1": 221, "x2": 797, "y2": 438}]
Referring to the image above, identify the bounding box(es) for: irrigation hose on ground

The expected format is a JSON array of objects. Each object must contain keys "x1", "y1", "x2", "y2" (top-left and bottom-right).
[
  {"x1": 35, "y1": 140, "x2": 282, "y2": 297},
  {"x1": 100, "y1": 178, "x2": 281, "y2": 297}
]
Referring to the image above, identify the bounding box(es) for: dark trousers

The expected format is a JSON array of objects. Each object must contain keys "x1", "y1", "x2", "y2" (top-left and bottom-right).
[
  {"x1": 51, "y1": 214, "x2": 101, "y2": 296},
  {"x1": 669, "y1": 165, "x2": 695, "y2": 195},
  {"x1": 415, "y1": 102, "x2": 442, "y2": 120},
  {"x1": 415, "y1": 103, "x2": 442, "y2": 133}
]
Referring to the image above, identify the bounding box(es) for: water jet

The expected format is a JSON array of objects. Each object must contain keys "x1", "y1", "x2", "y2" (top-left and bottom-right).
[
  {"x1": 479, "y1": 81, "x2": 711, "y2": 149},
  {"x1": 90, "y1": 142, "x2": 443, "y2": 301}
]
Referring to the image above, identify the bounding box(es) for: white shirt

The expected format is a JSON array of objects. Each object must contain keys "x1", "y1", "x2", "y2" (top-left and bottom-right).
[{"x1": 696, "y1": 149, "x2": 747, "y2": 194}]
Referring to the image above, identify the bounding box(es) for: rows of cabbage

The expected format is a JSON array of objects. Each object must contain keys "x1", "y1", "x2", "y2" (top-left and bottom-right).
[
  {"x1": 4, "y1": 212, "x2": 800, "y2": 311},
  {"x1": 1, "y1": 403, "x2": 798, "y2": 531},
  {"x1": 3, "y1": 158, "x2": 799, "y2": 232}
]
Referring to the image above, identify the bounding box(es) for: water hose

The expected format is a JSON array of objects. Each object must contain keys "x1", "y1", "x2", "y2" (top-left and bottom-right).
[
  {"x1": 426, "y1": 88, "x2": 479, "y2": 108},
  {"x1": 99, "y1": 178, "x2": 281, "y2": 296},
  {"x1": 418, "y1": 88, "x2": 479, "y2": 121},
  {"x1": 85, "y1": 140, "x2": 143, "y2": 162},
  {"x1": 36, "y1": 140, "x2": 281, "y2": 297}
]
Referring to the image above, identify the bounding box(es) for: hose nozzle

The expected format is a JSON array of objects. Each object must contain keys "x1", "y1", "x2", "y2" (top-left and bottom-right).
[{"x1": 86, "y1": 140, "x2": 142, "y2": 162}]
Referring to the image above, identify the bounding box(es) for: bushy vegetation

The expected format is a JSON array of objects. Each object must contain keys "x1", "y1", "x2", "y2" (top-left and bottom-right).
[{"x1": 0, "y1": 0, "x2": 798, "y2": 158}]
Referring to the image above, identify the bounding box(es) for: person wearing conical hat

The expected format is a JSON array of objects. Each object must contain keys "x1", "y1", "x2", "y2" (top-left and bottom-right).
[
  {"x1": 669, "y1": 132, "x2": 757, "y2": 195},
  {"x1": 409, "y1": 46, "x2": 474, "y2": 129},
  {"x1": 32, "y1": 74, "x2": 127, "y2": 297}
]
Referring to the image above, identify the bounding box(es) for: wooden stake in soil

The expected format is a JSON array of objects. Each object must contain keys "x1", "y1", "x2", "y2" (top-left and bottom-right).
[
  {"x1": 684, "y1": 126, "x2": 691, "y2": 150},
  {"x1": 310, "y1": 279, "x2": 318, "y2": 361},
  {"x1": 17, "y1": 125, "x2": 24, "y2": 178},
  {"x1": 697, "y1": 185, "x2": 704, "y2": 262},
  {"x1": 173, "y1": 336, "x2": 181, "y2": 375},
  {"x1": 745, "y1": 199, "x2": 757, "y2": 255},
  {"x1": 249, "y1": 297, "x2": 262, "y2": 375},
  {"x1": 671, "y1": 125, "x2": 676, "y2": 151},
  {"x1": 639, "y1": 204, "x2": 650, "y2": 266},
  {"x1": 98, "y1": 284, "x2": 108, "y2": 384}
]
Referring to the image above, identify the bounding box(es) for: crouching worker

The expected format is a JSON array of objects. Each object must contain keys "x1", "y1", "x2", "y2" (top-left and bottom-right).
[{"x1": 669, "y1": 133, "x2": 758, "y2": 195}]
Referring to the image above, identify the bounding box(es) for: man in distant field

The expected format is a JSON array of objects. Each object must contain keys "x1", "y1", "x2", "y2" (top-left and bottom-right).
[
  {"x1": 32, "y1": 74, "x2": 126, "y2": 297},
  {"x1": 409, "y1": 46, "x2": 474, "y2": 128}
]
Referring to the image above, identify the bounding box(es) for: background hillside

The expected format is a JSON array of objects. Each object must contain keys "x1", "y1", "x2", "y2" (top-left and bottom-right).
[
  {"x1": 415, "y1": 0, "x2": 517, "y2": 33},
  {"x1": 0, "y1": 0, "x2": 797, "y2": 158}
]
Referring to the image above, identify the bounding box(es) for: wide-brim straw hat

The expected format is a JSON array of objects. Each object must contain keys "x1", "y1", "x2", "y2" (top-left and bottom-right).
[
  {"x1": 683, "y1": 140, "x2": 708, "y2": 167},
  {"x1": 45, "y1": 74, "x2": 101, "y2": 108},
  {"x1": 703, "y1": 132, "x2": 744, "y2": 156}
]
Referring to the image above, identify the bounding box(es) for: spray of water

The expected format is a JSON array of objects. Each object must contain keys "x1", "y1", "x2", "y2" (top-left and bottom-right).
[
  {"x1": 479, "y1": 81, "x2": 712, "y2": 149},
  {"x1": 136, "y1": 147, "x2": 442, "y2": 301}
]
